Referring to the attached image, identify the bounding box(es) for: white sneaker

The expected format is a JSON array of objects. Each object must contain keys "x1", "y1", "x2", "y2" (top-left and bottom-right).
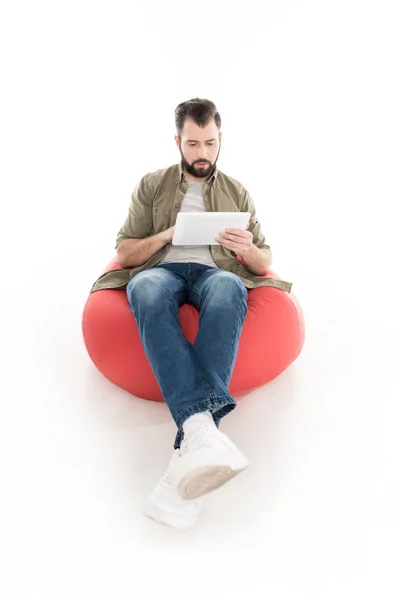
[
  {"x1": 143, "y1": 448, "x2": 203, "y2": 530},
  {"x1": 171, "y1": 424, "x2": 249, "y2": 501}
]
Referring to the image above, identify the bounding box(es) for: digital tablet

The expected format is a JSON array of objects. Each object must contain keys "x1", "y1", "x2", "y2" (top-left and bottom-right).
[{"x1": 172, "y1": 212, "x2": 251, "y2": 245}]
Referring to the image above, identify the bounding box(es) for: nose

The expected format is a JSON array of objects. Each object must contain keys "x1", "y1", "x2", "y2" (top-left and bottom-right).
[{"x1": 197, "y1": 145, "x2": 209, "y2": 160}]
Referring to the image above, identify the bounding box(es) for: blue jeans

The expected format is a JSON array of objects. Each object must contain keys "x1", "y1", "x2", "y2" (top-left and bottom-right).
[{"x1": 126, "y1": 262, "x2": 249, "y2": 449}]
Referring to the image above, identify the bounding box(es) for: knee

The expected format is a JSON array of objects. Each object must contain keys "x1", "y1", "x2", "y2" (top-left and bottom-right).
[
  {"x1": 209, "y1": 272, "x2": 248, "y2": 302},
  {"x1": 127, "y1": 272, "x2": 165, "y2": 308}
]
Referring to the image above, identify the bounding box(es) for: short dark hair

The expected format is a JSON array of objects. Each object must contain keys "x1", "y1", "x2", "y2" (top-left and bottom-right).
[{"x1": 175, "y1": 98, "x2": 221, "y2": 138}]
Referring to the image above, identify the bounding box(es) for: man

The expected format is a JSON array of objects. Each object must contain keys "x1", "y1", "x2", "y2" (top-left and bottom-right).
[{"x1": 90, "y1": 98, "x2": 292, "y2": 529}]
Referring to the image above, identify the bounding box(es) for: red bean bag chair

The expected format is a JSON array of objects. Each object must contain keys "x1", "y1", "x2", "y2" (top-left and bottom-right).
[{"x1": 82, "y1": 258, "x2": 305, "y2": 401}]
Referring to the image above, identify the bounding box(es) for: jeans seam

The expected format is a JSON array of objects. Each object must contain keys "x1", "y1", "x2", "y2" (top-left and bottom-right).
[
  {"x1": 197, "y1": 279, "x2": 248, "y2": 384},
  {"x1": 222, "y1": 293, "x2": 248, "y2": 383},
  {"x1": 173, "y1": 302, "x2": 218, "y2": 400}
]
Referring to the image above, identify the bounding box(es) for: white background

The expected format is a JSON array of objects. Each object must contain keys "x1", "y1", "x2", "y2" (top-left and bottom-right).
[{"x1": 1, "y1": 1, "x2": 399, "y2": 598}]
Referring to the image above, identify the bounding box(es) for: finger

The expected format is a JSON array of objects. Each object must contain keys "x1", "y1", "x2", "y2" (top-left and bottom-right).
[
  {"x1": 223, "y1": 229, "x2": 249, "y2": 239},
  {"x1": 219, "y1": 239, "x2": 249, "y2": 254},
  {"x1": 225, "y1": 228, "x2": 246, "y2": 236}
]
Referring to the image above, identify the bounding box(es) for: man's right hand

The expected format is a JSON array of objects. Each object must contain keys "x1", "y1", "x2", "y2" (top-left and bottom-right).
[{"x1": 161, "y1": 226, "x2": 175, "y2": 243}]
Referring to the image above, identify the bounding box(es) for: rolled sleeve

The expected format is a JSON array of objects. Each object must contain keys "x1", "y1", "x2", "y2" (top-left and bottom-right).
[
  {"x1": 115, "y1": 174, "x2": 154, "y2": 249},
  {"x1": 241, "y1": 189, "x2": 270, "y2": 250}
]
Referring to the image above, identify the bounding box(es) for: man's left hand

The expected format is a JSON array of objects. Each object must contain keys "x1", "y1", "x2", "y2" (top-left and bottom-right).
[{"x1": 215, "y1": 226, "x2": 253, "y2": 256}]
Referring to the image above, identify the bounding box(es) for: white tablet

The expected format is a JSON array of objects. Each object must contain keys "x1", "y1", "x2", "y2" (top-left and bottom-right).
[{"x1": 172, "y1": 212, "x2": 251, "y2": 246}]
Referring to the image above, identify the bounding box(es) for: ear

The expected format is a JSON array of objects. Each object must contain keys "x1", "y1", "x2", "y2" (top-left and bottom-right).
[
  {"x1": 174, "y1": 135, "x2": 180, "y2": 148},
  {"x1": 219, "y1": 131, "x2": 223, "y2": 142}
]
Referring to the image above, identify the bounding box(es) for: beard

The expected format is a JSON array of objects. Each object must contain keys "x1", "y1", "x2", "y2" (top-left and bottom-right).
[{"x1": 179, "y1": 142, "x2": 221, "y2": 180}]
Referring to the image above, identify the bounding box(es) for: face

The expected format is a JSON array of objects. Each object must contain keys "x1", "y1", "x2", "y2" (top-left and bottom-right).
[{"x1": 175, "y1": 118, "x2": 222, "y2": 181}]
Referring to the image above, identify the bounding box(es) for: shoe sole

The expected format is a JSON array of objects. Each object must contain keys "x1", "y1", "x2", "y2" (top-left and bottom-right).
[
  {"x1": 143, "y1": 502, "x2": 199, "y2": 530},
  {"x1": 178, "y1": 464, "x2": 248, "y2": 500}
]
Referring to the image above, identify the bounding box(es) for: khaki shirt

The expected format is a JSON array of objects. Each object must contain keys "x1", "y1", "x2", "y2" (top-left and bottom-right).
[{"x1": 90, "y1": 163, "x2": 292, "y2": 294}]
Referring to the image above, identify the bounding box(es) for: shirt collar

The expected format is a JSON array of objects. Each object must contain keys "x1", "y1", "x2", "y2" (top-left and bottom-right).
[{"x1": 177, "y1": 162, "x2": 218, "y2": 187}]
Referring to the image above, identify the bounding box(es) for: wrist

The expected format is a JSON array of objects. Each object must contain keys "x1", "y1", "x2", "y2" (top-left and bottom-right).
[{"x1": 240, "y1": 243, "x2": 256, "y2": 258}]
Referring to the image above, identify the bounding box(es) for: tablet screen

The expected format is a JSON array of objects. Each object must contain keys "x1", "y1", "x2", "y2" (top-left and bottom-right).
[{"x1": 172, "y1": 212, "x2": 251, "y2": 246}]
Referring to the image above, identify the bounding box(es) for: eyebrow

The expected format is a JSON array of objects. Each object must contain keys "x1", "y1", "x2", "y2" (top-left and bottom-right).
[{"x1": 186, "y1": 138, "x2": 216, "y2": 143}]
